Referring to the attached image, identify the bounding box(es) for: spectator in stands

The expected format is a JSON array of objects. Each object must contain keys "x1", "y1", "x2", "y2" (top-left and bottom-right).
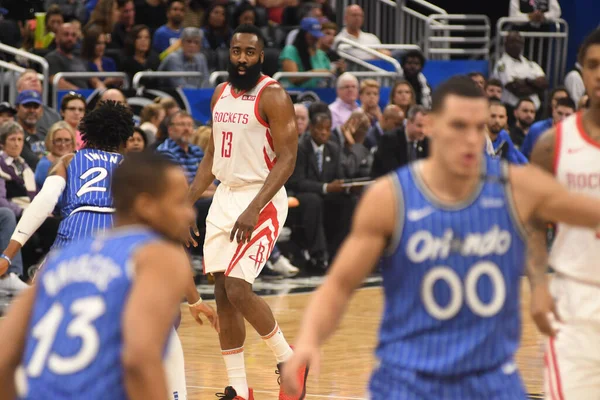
[
  {"x1": 334, "y1": 4, "x2": 389, "y2": 60},
  {"x1": 0, "y1": 122, "x2": 36, "y2": 213},
  {"x1": 256, "y1": 0, "x2": 290, "y2": 25},
  {"x1": 60, "y1": 92, "x2": 86, "y2": 149},
  {"x1": 492, "y1": 30, "x2": 548, "y2": 112},
  {"x1": 16, "y1": 71, "x2": 61, "y2": 137},
  {"x1": 339, "y1": 110, "x2": 373, "y2": 179},
  {"x1": 312, "y1": 0, "x2": 335, "y2": 22},
  {"x1": 139, "y1": 103, "x2": 165, "y2": 143},
  {"x1": 331, "y1": 109, "x2": 370, "y2": 149},
  {"x1": 284, "y1": 2, "x2": 323, "y2": 45},
  {"x1": 485, "y1": 78, "x2": 503, "y2": 100},
  {"x1": 364, "y1": 104, "x2": 404, "y2": 150},
  {"x1": 81, "y1": 25, "x2": 122, "y2": 89},
  {"x1": 110, "y1": 0, "x2": 135, "y2": 49},
  {"x1": 389, "y1": 79, "x2": 416, "y2": 117},
  {"x1": 153, "y1": 0, "x2": 185, "y2": 54},
  {"x1": 468, "y1": 72, "x2": 486, "y2": 91},
  {"x1": 578, "y1": 94, "x2": 589, "y2": 111},
  {"x1": 86, "y1": 0, "x2": 120, "y2": 40},
  {"x1": 46, "y1": 0, "x2": 84, "y2": 21},
  {"x1": 359, "y1": 79, "x2": 381, "y2": 126},
  {"x1": 308, "y1": 100, "x2": 331, "y2": 121},
  {"x1": 329, "y1": 72, "x2": 359, "y2": 129},
  {"x1": 201, "y1": 2, "x2": 232, "y2": 51},
  {"x1": 0, "y1": 207, "x2": 27, "y2": 294},
  {"x1": 158, "y1": 27, "x2": 210, "y2": 88},
  {"x1": 319, "y1": 21, "x2": 343, "y2": 67},
  {"x1": 15, "y1": 91, "x2": 46, "y2": 168},
  {"x1": 510, "y1": 98, "x2": 536, "y2": 148},
  {"x1": 545, "y1": 87, "x2": 569, "y2": 118},
  {"x1": 42, "y1": 5, "x2": 64, "y2": 49},
  {"x1": 135, "y1": 0, "x2": 168, "y2": 34},
  {"x1": 371, "y1": 105, "x2": 428, "y2": 178},
  {"x1": 564, "y1": 61, "x2": 585, "y2": 104},
  {"x1": 183, "y1": 0, "x2": 206, "y2": 28},
  {"x1": 488, "y1": 100, "x2": 527, "y2": 164},
  {"x1": 153, "y1": 97, "x2": 181, "y2": 145},
  {"x1": 294, "y1": 103, "x2": 309, "y2": 136},
  {"x1": 0, "y1": 103, "x2": 16, "y2": 125},
  {"x1": 279, "y1": 17, "x2": 331, "y2": 88},
  {"x1": 125, "y1": 127, "x2": 148, "y2": 152},
  {"x1": 34, "y1": 121, "x2": 75, "y2": 188},
  {"x1": 509, "y1": 0, "x2": 561, "y2": 27},
  {"x1": 121, "y1": 24, "x2": 160, "y2": 85},
  {"x1": 46, "y1": 23, "x2": 100, "y2": 90},
  {"x1": 521, "y1": 96, "x2": 576, "y2": 159},
  {"x1": 232, "y1": 1, "x2": 257, "y2": 28},
  {"x1": 99, "y1": 88, "x2": 128, "y2": 104},
  {"x1": 287, "y1": 112, "x2": 355, "y2": 270},
  {"x1": 401, "y1": 50, "x2": 431, "y2": 108}
]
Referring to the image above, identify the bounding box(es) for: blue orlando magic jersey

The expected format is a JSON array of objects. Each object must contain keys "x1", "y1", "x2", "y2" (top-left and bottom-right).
[
  {"x1": 377, "y1": 157, "x2": 526, "y2": 376},
  {"x1": 20, "y1": 228, "x2": 160, "y2": 400},
  {"x1": 59, "y1": 149, "x2": 123, "y2": 217}
]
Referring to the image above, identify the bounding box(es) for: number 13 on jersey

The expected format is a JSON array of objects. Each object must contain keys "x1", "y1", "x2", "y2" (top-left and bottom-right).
[{"x1": 221, "y1": 131, "x2": 232, "y2": 158}]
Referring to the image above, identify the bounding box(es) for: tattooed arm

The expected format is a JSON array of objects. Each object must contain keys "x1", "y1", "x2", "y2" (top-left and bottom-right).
[{"x1": 528, "y1": 128, "x2": 561, "y2": 336}]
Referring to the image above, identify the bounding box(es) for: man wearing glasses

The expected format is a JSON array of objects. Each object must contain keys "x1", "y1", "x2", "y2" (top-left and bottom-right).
[
  {"x1": 14, "y1": 90, "x2": 46, "y2": 168},
  {"x1": 329, "y1": 72, "x2": 360, "y2": 129}
]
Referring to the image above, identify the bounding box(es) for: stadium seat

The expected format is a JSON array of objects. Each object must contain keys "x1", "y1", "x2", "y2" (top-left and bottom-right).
[{"x1": 262, "y1": 47, "x2": 280, "y2": 77}]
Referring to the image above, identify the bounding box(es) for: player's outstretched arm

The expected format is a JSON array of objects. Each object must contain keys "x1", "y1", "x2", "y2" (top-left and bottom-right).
[
  {"x1": 281, "y1": 177, "x2": 396, "y2": 396},
  {"x1": 230, "y1": 84, "x2": 298, "y2": 243},
  {"x1": 121, "y1": 242, "x2": 190, "y2": 400},
  {"x1": 0, "y1": 155, "x2": 72, "y2": 276},
  {"x1": 0, "y1": 286, "x2": 36, "y2": 400}
]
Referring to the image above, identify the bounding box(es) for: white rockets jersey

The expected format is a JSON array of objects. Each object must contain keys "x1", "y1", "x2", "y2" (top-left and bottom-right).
[
  {"x1": 549, "y1": 112, "x2": 600, "y2": 285},
  {"x1": 211, "y1": 75, "x2": 279, "y2": 187}
]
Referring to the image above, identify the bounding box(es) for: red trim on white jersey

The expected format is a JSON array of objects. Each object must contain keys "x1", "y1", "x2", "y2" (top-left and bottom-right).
[
  {"x1": 230, "y1": 75, "x2": 269, "y2": 99},
  {"x1": 576, "y1": 111, "x2": 600, "y2": 150},
  {"x1": 254, "y1": 80, "x2": 278, "y2": 128},
  {"x1": 553, "y1": 119, "x2": 563, "y2": 175}
]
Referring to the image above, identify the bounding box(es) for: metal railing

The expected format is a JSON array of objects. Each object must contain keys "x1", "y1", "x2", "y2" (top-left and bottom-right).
[
  {"x1": 272, "y1": 71, "x2": 401, "y2": 88},
  {"x1": 335, "y1": 0, "x2": 447, "y2": 49},
  {"x1": 0, "y1": 61, "x2": 45, "y2": 104},
  {"x1": 209, "y1": 71, "x2": 229, "y2": 87},
  {"x1": 425, "y1": 14, "x2": 491, "y2": 60},
  {"x1": 494, "y1": 17, "x2": 569, "y2": 89},
  {"x1": 132, "y1": 71, "x2": 204, "y2": 89},
  {"x1": 52, "y1": 72, "x2": 129, "y2": 107},
  {"x1": 0, "y1": 43, "x2": 50, "y2": 105},
  {"x1": 334, "y1": 37, "x2": 403, "y2": 74}
]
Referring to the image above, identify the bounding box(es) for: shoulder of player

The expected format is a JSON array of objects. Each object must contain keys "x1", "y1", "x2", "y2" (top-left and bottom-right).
[
  {"x1": 211, "y1": 82, "x2": 229, "y2": 105},
  {"x1": 259, "y1": 82, "x2": 291, "y2": 107},
  {"x1": 529, "y1": 127, "x2": 556, "y2": 173},
  {"x1": 354, "y1": 177, "x2": 396, "y2": 236}
]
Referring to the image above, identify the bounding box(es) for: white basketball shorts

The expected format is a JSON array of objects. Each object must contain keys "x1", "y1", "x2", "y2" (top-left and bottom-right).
[
  {"x1": 203, "y1": 183, "x2": 288, "y2": 284},
  {"x1": 544, "y1": 274, "x2": 600, "y2": 400}
]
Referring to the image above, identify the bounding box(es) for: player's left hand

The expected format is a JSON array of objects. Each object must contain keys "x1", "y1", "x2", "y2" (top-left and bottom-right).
[
  {"x1": 281, "y1": 343, "x2": 320, "y2": 396},
  {"x1": 189, "y1": 302, "x2": 220, "y2": 333},
  {"x1": 530, "y1": 282, "x2": 561, "y2": 337},
  {"x1": 230, "y1": 205, "x2": 260, "y2": 244}
]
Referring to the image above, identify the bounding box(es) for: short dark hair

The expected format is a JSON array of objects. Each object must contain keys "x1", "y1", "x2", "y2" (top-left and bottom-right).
[
  {"x1": 132, "y1": 127, "x2": 148, "y2": 148},
  {"x1": 79, "y1": 100, "x2": 134, "y2": 151},
  {"x1": 550, "y1": 86, "x2": 569, "y2": 100},
  {"x1": 60, "y1": 91, "x2": 86, "y2": 112},
  {"x1": 116, "y1": 0, "x2": 133, "y2": 7},
  {"x1": 556, "y1": 97, "x2": 576, "y2": 110},
  {"x1": 515, "y1": 98, "x2": 535, "y2": 109},
  {"x1": 168, "y1": 0, "x2": 184, "y2": 9},
  {"x1": 401, "y1": 50, "x2": 426, "y2": 68},
  {"x1": 468, "y1": 72, "x2": 485, "y2": 79},
  {"x1": 45, "y1": 5, "x2": 63, "y2": 29},
  {"x1": 485, "y1": 78, "x2": 503, "y2": 89},
  {"x1": 310, "y1": 112, "x2": 331, "y2": 126},
  {"x1": 232, "y1": 23, "x2": 265, "y2": 49},
  {"x1": 489, "y1": 98, "x2": 507, "y2": 110},
  {"x1": 112, "y1": 152, "x2": 177, "y2": 215},
  {"x1": 307, "y1": 101, "x2": 331, "y2": 120},
  {"x1": 578, "y1": 28, "x2": 600, "y2": 64},
  {"x1": 431, "y1": 76, "x2": 486, "y2": 113}
]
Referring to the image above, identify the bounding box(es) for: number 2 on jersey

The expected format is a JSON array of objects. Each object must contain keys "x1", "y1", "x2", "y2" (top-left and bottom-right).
[
  {"x1": 221, "y1": 131, "x2": 232, "y2": 158},
  {"x1": 77, "y1": 167, "x2": 108, "y2": 197}
]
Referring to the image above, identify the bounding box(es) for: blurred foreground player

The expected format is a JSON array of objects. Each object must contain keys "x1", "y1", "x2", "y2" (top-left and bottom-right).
[
  {"x1": 528, "y1": 28, "x2": 600, "y2": 399},
  {"x1": 282, "y1": 76, "x2": 600, "y2": 399},
  {"x1": 0, "y1": 152, "x2": 207, "y2": 399},
  {"x1": 187, "y1": 25, "x2": 306, "y2": 400}
]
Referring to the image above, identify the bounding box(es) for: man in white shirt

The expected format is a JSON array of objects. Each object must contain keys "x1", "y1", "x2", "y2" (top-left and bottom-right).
[
  {"x1": 328, "y1": 72, "x2": 359, "y2": 129},
  {"x1": 509, "y1": 0, "x2": 561, "y2": 25},
  {"x1": 564, "y1": 63, "x2": 586, "y2": 104},
  {"x1": 334, "y1": 4, "x2": 390, "y2": 60},
  {"x1": 492, "y1": 31, "x2": 548, "y2": 110}
]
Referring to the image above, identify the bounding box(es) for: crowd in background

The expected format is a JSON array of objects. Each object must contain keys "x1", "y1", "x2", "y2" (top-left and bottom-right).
[{"x1": 0, "y1": 0, "x2": 590, "y2": 293}]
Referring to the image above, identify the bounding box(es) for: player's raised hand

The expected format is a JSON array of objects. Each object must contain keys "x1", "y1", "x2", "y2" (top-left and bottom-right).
[
  {"x1": 189, "y1": 302, "x2": 220, "y2": 333},
  {"x1": 281, "y1": 344, "x2": 320, "y2": 396},
  {"x1": 530, "y1": 282, "x2": 561, "y2": 336},
  {"x1": 230, "y1": 205, "x2": 260, "y2": 244}
]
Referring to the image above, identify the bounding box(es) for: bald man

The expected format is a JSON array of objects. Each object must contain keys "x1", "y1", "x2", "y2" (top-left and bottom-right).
[
  {"x1": 334, "y1": 5, "x2": 391, "y2": 60},
  {"x1": 294, "y1": 103, "x2": 309, "y2": 136},
  {"x1": 365, "y1": 104, "x2": 404, "y2": 149},
  {"x1": 99, "y1": 89, "x2": 128, "y2": 105}
]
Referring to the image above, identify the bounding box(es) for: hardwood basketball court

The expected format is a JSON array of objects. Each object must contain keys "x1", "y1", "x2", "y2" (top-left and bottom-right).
[{"x1": 178, "y1": 278, "x2": 545, "y2": 399}]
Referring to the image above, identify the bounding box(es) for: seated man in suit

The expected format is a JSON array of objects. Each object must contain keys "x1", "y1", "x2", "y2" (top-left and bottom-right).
[
  {"x1": 371, "y1": 105, "x2": 429, "y2": 178},
  {"x1": 287, "y1": 112, "x2": 356, "y2": 272}
]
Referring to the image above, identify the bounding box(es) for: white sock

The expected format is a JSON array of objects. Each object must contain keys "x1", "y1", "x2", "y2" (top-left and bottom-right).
[
  {"x1": 261, "y1": 323, "x2": 293, "y2": 363},
  {"x1": 222, "y1": 347, "x2": 249, "y2": 399},
  {"x1": 164, "y1": 331, "x2": 187, "y2": 400}
]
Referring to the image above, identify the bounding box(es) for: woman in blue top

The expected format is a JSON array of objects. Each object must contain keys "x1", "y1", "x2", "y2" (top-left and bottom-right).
[
  {"x1": 34, "y1": 121, "x2": 75, "y2": 189},
  {"x1": 81, "y1": 25, "x2": 122, "y2": 88}
]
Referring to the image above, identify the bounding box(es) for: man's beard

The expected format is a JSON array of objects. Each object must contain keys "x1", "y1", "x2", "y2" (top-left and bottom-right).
[
  {"x1": 517, "y1": 118, "x2": 533, "y2": 129},
  {"x1": 489, "y1": 125, "x2": 502, "y2": 135},
  {"x1": 228, "y1": 60, "x2": 263, "y2": 92}
]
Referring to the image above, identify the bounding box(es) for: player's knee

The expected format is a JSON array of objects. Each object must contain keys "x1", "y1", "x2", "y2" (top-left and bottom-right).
[
  {"x1": 214, "y1": 277, "x2": 228, "y2": 305},
  {"x1": 224, "y1": 277, "x2": 251, "y2": 309}
]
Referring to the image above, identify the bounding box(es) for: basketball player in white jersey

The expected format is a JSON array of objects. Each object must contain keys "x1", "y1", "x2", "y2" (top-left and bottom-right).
[
  {"x1": 187, "y1": 25, "x2": 307, "y2": 400},
  {"x1": 528, "y1": 28, "x2": 600, "y2": 399}
]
